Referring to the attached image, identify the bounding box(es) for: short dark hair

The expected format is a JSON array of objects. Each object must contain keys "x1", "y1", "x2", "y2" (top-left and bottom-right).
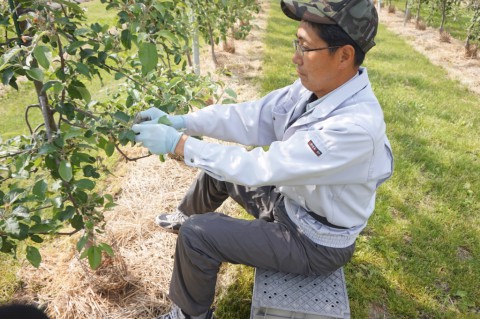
[{"x1": 307, "y1": 22, "x2": 366, "y2": 66}]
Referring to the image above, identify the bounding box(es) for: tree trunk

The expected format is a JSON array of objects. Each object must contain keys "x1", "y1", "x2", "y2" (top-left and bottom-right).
[
  {"x1": 207, "y1": 23, "x2": 217, "y2": 66},
  {"x1": 31, "y1": 60, "x2": 57, "y2": 141},
  {"x1": 440, "y1": 0, "x2": 447, "y2": 32},
  {"x1": 416, "y1": 0, "x2": 422, "y2": 23}
]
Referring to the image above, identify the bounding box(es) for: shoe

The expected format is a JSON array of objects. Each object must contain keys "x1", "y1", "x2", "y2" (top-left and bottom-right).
[
  {"x1": 156, "y1": 304, "x2": 215, "y2": 319},
  {"x1": 156, "y1": 304, "x2": 185, "y2": 319},
  {"x1": 155, "y1": 211, "x2": 188, "y2": 233}
]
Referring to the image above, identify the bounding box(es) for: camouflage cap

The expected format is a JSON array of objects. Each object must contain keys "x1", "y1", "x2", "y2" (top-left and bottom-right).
[{"x1": 281, "y1": 0, "x2": 378, "y2": 53}]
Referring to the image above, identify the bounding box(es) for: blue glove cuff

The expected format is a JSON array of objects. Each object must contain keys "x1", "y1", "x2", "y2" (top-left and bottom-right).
[
  {"x1": 169, "y1": 132, "x2": 183, "y2": 153},
  {"x1": 168, "y1": 115, "x2": 186, "y2": 130}
]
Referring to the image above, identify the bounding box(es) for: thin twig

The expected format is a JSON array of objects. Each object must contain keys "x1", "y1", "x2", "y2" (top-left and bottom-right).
[
  {"x1": 0, "y1": 149, "x2": 30, "y2": 159},
  {"x1": 29, "y1": 204, "x2": 54, "y2": 212},
  {"x1": 115, "y1": 143, "x2": 152, "y2": 161},
  {"x1": 60, "y1": 118, "x2": 89, "y2": 129},
  {"x1": 25, "y1": 104, "x2": 41, "y2": 135},
  {"x1": 72, "y1": 107, "x2": 100, "y2": 121},
  {"x1": 56, "y1": 29, "x2": 67, "y2": 129},
  {"x1": 33, "y1": 123, "x2": 45, "y2": 135},
  {"x1": 102, "y1": 64, "x2": 162, "y2": 99}
]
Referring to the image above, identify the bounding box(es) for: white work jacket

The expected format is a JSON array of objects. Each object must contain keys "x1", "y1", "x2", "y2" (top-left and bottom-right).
[{"x1": 182, "y1": 68, "x2": 394, "y2": 248}]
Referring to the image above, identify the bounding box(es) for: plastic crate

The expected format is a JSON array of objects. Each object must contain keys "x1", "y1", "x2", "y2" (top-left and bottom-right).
[{"x1": 250, "y1": 268, "x2": 350, "y2": 319}]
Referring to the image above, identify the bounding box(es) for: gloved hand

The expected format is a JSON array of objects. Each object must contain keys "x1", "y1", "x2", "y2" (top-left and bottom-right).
[
  {"x1": 134, "y1": 107, "x2": 185, "y2": 130},
  {"x1": 132, "y1": 123, "x2": 182, "y2": 155}
]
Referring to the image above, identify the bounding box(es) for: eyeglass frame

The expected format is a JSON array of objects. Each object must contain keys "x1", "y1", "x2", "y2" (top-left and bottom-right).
[{"x1": 292, "y1": 39, "x2": 342, "y2": 56}]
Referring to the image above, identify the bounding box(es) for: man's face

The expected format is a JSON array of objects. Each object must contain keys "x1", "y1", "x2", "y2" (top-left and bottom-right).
[{"x1": 293, "y1": 21, "x2": 343, "y2": 97}]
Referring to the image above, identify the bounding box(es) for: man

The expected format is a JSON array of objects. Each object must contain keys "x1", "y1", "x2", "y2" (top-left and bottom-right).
[{"x1": 132, "y1": 0, "x2": 393, "y2": 318}]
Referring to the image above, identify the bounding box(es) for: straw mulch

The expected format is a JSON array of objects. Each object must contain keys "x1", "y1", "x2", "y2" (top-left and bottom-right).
[
  {"x1": 14, "y1": 2, "x2": 269, "y2": 318},
  {"x1": 16, "y1": 154, "x2": 241, "y2": 319}
]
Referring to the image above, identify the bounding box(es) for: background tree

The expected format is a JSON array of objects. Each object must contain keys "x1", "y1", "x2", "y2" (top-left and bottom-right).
[{"x1": 465, "y1": 0, "x2": 480, "y2": 54}]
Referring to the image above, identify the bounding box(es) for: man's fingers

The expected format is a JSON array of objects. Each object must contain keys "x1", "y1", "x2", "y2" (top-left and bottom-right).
[{"x1": 133, "y1": 113, "x2": 152, "y2": 124}]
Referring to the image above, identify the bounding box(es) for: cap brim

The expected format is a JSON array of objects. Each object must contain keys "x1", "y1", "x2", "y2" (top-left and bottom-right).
[{"x1": 281, "y1": 0, "x2": 336, "y2": 25}]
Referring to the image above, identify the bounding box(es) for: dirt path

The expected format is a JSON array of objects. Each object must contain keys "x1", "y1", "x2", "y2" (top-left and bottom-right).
[
  {"x1": 13, "y1": 3, "x2": 478, "y2": 319},
  {"x1": 379, "y1": 7, "x2": 480, "y2": 96}
]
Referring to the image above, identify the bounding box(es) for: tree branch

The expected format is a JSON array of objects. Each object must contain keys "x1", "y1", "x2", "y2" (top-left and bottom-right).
[{"x1": 0, "y1": 149, "x2": 30, "y2": 159}]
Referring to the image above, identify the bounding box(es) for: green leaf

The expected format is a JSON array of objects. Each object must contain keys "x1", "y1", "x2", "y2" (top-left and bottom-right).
[
  {"x1": 4, "y1": 218, "x2": 20, "y2": 235},
  {"x1": 38, "y1": 143, "x2": 57, "y2": 155},
  {"x1": 75, "y1": 179, "x2": 95, "y2": 190},
  {"x1": 88, "y1": 246, "x2": 102, "y2": 269},
  {"x1": 12, "y1": 206, "x2": 29, "y2": 219},
  {"x1": 76, "y1": 235, "x2": 88, "y2": 252},
  {"x1": 121, "y1": 29, "x2": 132, "y2": 49},
  {"x1": 113, "y1": 110, "x2": 130, "y2": 123},
  {"x1": 5, "y1": 219, "x2": 29, "y2": 240},
  {"x1": 0, "y1": 46, "x2": 25, "y2": 72},
  {"x1": 70, "y1": 214, "x2": 84, "y2": 230},
  {"x1": 158, "y1": 115, "x2": 172, "y2": 126},
  {"x1": 42, "y1": 80, "x2": 64, "y2": 93},
  {"x1": 55, "y1": 206, "x2": 75, "y2": 222},
  {"x1": 29, "y1": 223, "x2": 52, "y2": 233},
  {"x1": 33, "y1": 45, "x2": 52, "y2": 69},
  {"x1": 58, "y1": 160, "x2": 73, "y2": 182},
  {"x1": 32, "y1": 180, "x2": 48, "y2": 199},
  {"x1": 158, "y1": 30, "x2": 177, "y2": 43},
  {"x1": 30, "y1": 235, "x2": 44, "y2": 243},
  {"x1": 76, "y1": 87, "x2": 91, "y2": 103},
  {"x1": 225, "y1": 88, "x2": 237, "y2": 98},
  {"x1": 76, "y1": 62, "x2": 91, "y2": 78},
  {"x1": 0, "y1": 236, "x2": 15, "y2": 253},
  {"x1": 25, "y1": 68, "x2": 44, "y2": 82},
  {"x1": 66, "y1": 41, "x2": 87, "y2": 55},
  {"x1": 2, "y1": 68, "x2": 14, "y2": 85},
  {"x1": 64, "y1": 127, "x2": 84, "y2": 140},
  {"x1": 139, "y1": 42, "x2": 158, "y2": 75},
  {"x1": 119, "y1": 130, "x2": 136, "y2": 146},
  {"x1": 98, "y1": 243, "x2": 114, "y2": 257},
  {"x1": 104, "y1": 141, "x2": 115, "y2": 157},
  {"x1": 168, "y1": 77, "x2": 182, "y2": 89},
  {"x1": 26, "y1": 246, "x2": 41, "y2": 268},
  {"x1": 91, "y1": 23, "x2": 103, "y2": 33}
]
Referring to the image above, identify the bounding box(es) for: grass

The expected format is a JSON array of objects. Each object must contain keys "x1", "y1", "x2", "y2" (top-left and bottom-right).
[
  {"x1": 0, "y1": 0, "x2": 117, "y2": 140},
  {"x1": 217, "y1": 1, "x2": 479, "y2": 318}
]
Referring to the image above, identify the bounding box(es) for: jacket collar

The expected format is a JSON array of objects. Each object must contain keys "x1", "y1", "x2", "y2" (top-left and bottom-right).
[{"x1": 310, "y1": 67, "x2": 369, "y2": 119}]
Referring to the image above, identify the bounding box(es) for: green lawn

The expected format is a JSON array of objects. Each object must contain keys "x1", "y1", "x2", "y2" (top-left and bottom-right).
[{"x1": 216, "y1": 1, "x2": 479, "y2": 318}]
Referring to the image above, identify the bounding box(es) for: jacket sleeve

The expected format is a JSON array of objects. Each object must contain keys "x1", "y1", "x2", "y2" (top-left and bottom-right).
[
  {"x1": 182, "y1": 120, "x2": 376, "y2": 187},
  {"x1": 182, "y1": 84, "x2": 293, "y2": 146}
]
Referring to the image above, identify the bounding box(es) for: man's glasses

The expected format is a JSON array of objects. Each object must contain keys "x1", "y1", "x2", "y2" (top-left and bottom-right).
[{"x1": 293, "y1": 39, "x2": 341, "y2": 56}]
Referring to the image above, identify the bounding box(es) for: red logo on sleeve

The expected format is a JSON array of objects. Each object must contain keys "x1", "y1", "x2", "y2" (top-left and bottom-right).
[{"x1": 308, "y1": 140, "x2": 322, "y2": 157}]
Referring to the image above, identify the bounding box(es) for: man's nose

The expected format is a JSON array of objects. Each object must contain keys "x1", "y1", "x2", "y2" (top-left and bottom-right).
[{"x1": 292, "y1": 51, "x2": 302, "y2": 65}]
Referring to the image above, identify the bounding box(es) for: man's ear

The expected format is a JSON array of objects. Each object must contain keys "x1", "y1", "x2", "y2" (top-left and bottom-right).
[{"x1": 337, "y1": 45, "x2": 356, "y2": 69}]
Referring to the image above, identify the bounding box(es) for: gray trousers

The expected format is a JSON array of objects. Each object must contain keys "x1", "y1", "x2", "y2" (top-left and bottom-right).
[{"x1": 169, "y1": 172, "x2": 355, "y2": 316}]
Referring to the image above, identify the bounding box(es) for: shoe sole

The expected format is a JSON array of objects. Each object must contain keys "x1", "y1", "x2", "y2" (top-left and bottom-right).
[
  {"x1": 158, "y1": 226, "x2": 180, "y2": 234},
  {"x1": 155, "y1": 221, "x2": 181, "y2": 234}
]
